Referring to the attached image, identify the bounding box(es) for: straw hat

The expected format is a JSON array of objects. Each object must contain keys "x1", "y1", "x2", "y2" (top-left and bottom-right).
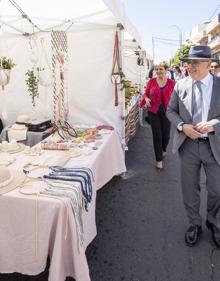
[
  {"x1": 16, "y1": 114, "x2": 31, "y2": 123},
  {"x1": 0, "y1": 166, "x2": 25, "y2": 195}
]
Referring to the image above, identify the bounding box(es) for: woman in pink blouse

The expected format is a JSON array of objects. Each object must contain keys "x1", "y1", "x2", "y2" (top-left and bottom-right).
[{"x1": 140, "y1": 62, "x2": 175, "y2": 169}]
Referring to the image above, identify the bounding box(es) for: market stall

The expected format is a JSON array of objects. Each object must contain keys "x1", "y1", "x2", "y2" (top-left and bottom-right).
[
  {"x1": 0, "y1": 0, "x2": 148, "y2": 280},
  {"x1": 0, "y1": 0, "x2": 145, "y2": 144},
  {"x1": 123, "y1": 39, "x2": 150, "y2": 145}
]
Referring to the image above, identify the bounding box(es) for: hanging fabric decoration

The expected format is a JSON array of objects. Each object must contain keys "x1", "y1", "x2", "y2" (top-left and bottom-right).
[
  {"x1": 38, "y1": 38, "x2": 52, "y2": 87},
  {"x1": 111, "y1": 31, "x2": 122, "y2": 107},
  {"x1": 51, "y1": 31, "x2": 69, "y2": 124}
]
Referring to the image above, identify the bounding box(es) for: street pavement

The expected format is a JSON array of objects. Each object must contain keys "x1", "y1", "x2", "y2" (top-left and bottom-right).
[{"x1": 86, "y1": 125, "x2": 220, "y2": 281}]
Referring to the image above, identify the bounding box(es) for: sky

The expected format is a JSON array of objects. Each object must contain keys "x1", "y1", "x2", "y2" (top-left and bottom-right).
[{"x1": 122, "y1": 0, "x2": 220, "y2": 62}]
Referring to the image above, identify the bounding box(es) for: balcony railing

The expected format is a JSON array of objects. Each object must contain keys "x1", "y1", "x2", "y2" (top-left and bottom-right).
[
  {"x1": 195, "y1": 30, "x2": 207, "y2": 42},
  {"x1": 206, "y1": 14, "x2": 220, "y2": 34},
  {"x1": 208, "y1": 36, "x2": 220, "y2": 49}
]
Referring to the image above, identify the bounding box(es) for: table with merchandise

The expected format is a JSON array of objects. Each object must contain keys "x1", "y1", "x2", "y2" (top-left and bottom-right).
[{"x1": 0, "y1": 125, "x2": 126, "y2": 281}]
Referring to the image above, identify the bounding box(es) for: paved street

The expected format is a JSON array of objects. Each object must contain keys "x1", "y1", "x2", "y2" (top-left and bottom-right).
[{"x1": 86, "y1": 125, "x2": 220, "y2": 281}]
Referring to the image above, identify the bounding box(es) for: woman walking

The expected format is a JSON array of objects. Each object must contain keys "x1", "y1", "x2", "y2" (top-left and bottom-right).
[
  {"x1": 140, "y1": 62, "x2": 175, "y2": 169},
  {"x1": 173, "y1": 65, "x2": 184, "y2": 81}
]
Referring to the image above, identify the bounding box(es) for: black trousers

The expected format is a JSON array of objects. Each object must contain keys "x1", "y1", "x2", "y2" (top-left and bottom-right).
[
  {"x1": 0, "y1": 118, "x2": 3, "y2": 134},
  {"x1": 148, "y1": 106, "x2": 171, "y2": 161}
]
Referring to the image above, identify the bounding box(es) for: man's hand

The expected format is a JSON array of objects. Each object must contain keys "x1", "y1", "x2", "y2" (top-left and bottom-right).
[
  {"x1": 194, "y1": 122, "x2": 214, "y2": 134},
  {"x1": 182, "y1": 124, "x2": 202, "y2": 139},
  {"x1": 145, "y1": 97, "x2": 151, "y2": 107}
]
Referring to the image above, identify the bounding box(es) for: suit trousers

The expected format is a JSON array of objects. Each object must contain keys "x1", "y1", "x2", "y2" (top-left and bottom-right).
[
  {"x1": 179, "y1": 138, "x2": 220, "y2": 228},
  {"x1": 148, "y1": 106, "x2": 171, "y2": 161},
  {"x1": 0, "y1": 118, "x2": 3, "y2": 134}
]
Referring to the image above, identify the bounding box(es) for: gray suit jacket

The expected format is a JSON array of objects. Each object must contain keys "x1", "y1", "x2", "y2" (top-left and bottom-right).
[{"x1": 167, "y1": 75, "x2": 220, "y2": 165}]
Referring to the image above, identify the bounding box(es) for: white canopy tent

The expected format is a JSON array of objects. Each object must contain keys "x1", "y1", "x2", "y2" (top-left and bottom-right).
[
  {"x1": 124, "y1": 39, "x2": 150, "y2": 91},
  {"x1": 0, "y1": 0, "x2": 147, "y2": 144},
  {"x1": 0, "y1": 0, "x2": 141, "y2": 42}
]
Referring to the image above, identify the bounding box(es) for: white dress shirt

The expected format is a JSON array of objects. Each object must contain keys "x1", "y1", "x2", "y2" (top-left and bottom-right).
[
  {"x1": 193, "y1": 72, "x2": 219, "y2": 136},
  {"x1": 193, "y1": 72, "x2": 213, "y2": 123},
  {"x1": 177, "y1": 72, "x2": 219, "y2": 134}
]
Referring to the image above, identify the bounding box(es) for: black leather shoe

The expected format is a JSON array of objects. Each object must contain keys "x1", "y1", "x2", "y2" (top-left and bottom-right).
[
  {"x1": 206, "y1": 221, "x2": 220, "y2": 247},
  {"x1": 184, "y1": 224, "x2": 202, "y2": 247}
]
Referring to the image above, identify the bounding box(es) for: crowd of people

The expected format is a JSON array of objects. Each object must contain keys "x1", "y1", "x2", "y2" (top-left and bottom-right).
[
  {"x1": 140, "y1": 45, "x2": 220, "y2": 248},
  {"x1": 148, "y1": 62, "x2": 189, "y2": 81},
  {"x1": 142, "y1": 53, "x2": 220, "y2": 170},
  {"x1": 148, "y1": 60, "x2": 220, "y2": 82}
]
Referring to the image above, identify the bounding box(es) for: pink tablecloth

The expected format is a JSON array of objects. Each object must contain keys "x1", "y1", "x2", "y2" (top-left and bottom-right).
[{"x1": 0, "y1": 130, "x2": 126, "y2": 281}]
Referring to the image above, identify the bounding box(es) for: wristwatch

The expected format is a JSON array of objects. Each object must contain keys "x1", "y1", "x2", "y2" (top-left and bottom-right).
[{"x1": 177, "y1": 122, "x2": 185, "y2": 132}]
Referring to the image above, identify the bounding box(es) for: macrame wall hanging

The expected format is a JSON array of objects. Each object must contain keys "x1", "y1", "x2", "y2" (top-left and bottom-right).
[
  {"x1": 51, "y1": 30, "x2": 69, "y2": 123},
  {"x1": 111, "y1": 31, "x2": 123, "y2": 107}
]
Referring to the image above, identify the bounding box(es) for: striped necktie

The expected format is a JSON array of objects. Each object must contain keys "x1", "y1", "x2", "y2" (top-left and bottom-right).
[{"x1": 192, "y1": 80, "x2": 203, "y2": 124}]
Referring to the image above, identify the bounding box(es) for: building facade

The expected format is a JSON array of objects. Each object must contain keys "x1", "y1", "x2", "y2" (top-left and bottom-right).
[{"x1": 186, "y1": 14, "x2": 220, "y2": 59}]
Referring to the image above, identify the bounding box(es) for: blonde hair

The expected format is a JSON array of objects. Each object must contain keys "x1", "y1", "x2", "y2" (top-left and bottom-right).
[{"x1": 155, "y1": 61, "x2": 169, "y2": 70}]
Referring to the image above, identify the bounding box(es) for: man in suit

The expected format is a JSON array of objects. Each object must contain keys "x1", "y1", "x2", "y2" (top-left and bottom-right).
[{"x1": 167, "y1": 45, "x2": 220, "y2": 247}]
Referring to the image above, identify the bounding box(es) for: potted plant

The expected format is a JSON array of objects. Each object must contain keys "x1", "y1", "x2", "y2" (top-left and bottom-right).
[
  {"x1": 0, "y1": 56, "x2": 16, "y2": 90},
  {"x1": 25, "y1": 68, "x2": 39, "y2": 107}
]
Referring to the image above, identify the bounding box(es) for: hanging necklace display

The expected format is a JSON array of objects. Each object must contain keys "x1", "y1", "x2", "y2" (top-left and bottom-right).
[
  {"x1": 51, "y1": 30, "x2": 69, "y2": 123},
  {"x1": 50, "y1": 120, "x2": 77, "y2": 140}
]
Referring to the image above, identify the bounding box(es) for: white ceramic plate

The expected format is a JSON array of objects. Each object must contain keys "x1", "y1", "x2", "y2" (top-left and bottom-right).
[
  {"x1": 0, "y1": 143, "x2": 26, "y2": 154},
  {"x1": 0, "y1": 154, "x2": 15, "y2": 166}
]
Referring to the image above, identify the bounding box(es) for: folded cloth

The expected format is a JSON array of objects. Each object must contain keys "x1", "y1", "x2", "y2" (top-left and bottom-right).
[
  {"x1": 8, "y1": 127, "x2": 27, "y2": 142},
  {"x1": 40, "y1": 183, "x2": 84, "y2": 251},
  {"x1": 43, "y1": 167, "x2": 94, "y2": 211}
]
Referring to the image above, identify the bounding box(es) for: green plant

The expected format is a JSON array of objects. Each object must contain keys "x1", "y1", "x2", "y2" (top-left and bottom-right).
[
  {"x1": 170, "y1": 44, "x2": 194, "y2": 65},
  {"x1": 25, "y1": 69, "x2": 39, "y2": 107},
  {"x1": 0, "y1": 56, "x2": 16, "y2": 69}
]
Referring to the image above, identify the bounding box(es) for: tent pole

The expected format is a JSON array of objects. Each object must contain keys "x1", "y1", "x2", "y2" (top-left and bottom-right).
[{"x1": 0, "y1": 19, "x2": 24, "y2": 34}]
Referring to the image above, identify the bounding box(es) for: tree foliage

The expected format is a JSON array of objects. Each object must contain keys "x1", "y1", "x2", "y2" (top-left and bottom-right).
[{"x1": 170, "y1": 43, "x2": 194, "y2": 65}]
